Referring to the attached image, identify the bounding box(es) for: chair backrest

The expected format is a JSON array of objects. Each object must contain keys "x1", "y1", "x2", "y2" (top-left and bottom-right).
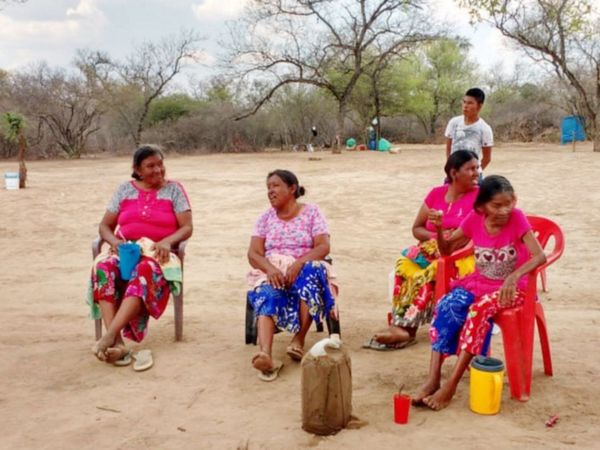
[{"x1": 526, "y1": 215, "x2": 565, "y2": 266}]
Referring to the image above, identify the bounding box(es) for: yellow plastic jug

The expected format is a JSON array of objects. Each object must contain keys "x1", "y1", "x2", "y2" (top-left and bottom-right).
[{"x1": 469, "y1": 356, "x2": 505, "y2": 415}]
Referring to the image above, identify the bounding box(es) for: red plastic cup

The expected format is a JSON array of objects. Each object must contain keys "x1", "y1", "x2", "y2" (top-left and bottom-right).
[{"x1": 394, "y1": 393, "x2": 411, "y2": 424}]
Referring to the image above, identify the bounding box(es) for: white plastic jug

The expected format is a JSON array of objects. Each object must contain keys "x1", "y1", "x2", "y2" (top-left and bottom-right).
[{"x1": 4, "y1": 172, "x2": 19, "y2": 190}]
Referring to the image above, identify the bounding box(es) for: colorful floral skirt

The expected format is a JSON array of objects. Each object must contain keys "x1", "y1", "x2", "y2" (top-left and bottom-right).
[
  {"x1": 248, "y1": 261, "x2": 335, "y2": 334},
  {"x1": 391, "y1": 239, "x2": 474, "y2": 328},
  {"x1": 92, "y1": 255, "x2": 170, "y2": 342},
  {"x1": 429, "y1": 287, "x2": 525, "y2": 356}
]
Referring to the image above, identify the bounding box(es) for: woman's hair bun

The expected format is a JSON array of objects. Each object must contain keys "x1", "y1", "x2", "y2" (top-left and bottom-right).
[{"x1": 297, "y1": 186, "x2": 306, "y2": 197}]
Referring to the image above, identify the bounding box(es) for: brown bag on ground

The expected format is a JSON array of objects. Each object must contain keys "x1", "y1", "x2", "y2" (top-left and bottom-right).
[{"x1": 301, "y1": 338, "x2": 352, "y2": 435}]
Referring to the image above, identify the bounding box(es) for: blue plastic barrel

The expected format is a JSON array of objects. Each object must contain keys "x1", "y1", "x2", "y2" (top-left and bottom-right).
[{"x1": 561, "y1": 116, "x2": 586, "y2": 144}]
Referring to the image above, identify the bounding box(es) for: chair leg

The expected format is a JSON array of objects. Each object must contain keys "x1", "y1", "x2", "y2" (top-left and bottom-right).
[
  {"x1": 95, "y1": 319, "x2": 103, "y2": 341},
  {"x1": 245, "y1": 294, "x2": 258, "y2": 345},
  {"x1": 535, "y1": 304, "x2": 553, "y2": 376},
  {"x1": 173, "y1": 292, "x2": 183, "y2": 342},
  {"x1": 496, "y1": 314, "x2": 528, "y2": 401},
  {"x1": 326, "y1": 315, "x2": 341, "y2": 337},
  {"x1": 540, "y1": 268, "x2": 548, "y2": 292}
]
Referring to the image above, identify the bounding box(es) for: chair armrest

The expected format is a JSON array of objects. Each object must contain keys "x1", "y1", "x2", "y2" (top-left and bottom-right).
[
  {"x1": 542, "y1": 246, "x2": 563, "y2": 269},
  {"x1": 444, "y1": 240, "x2": 474, "y2": 262},
  {"x1": 434, "y1": 241, "x2": 474, "y2": 301}
]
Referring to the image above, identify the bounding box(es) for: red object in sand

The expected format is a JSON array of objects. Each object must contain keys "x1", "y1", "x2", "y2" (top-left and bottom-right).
[
  {"x1": 393, "y1": 394, "x2": 411, "y2": 424},
  {"x1": 545, "y1": 414, "x2": 559, "y2": 427}
]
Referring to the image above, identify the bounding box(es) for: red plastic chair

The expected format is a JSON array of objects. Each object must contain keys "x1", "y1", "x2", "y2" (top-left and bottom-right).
[
  {"x1": 527, "y1": 215, "x2": 562, "y2": 292},
  {"x1": 434, "y1": 216, "x2": 564, "y2": 401}
]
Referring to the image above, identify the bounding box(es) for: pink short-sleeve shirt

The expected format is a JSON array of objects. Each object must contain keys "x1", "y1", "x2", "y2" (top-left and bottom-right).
[
  {"x1": 456, "y1": 207, "x2": 532, "y2": 296},
  {"x1": 423, "y1": 185, "x2": 479, "y2": 232},
  {"x1": 107, "y1": 180, "x2": 191, "y2": 242},
  {"x1": 253, "y1": 203, "x2": 329, "y2": 258}
]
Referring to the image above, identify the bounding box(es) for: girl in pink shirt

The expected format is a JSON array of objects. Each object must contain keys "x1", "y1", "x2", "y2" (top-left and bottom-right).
[{"x1": 414, "y1": 175, "x2": 546, "y2": 410}]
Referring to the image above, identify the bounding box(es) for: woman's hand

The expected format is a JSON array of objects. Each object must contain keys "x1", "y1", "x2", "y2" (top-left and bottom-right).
[
  {"x1": 152, "y1": 240, "x2": 171, "y2": 264},
  {"x1": 109, "y1": 238, "x2": 125, "y2": 255},
  {"x1": 266, "y1": 266, "x2": 286, "y2": 289},
  {"x1": 427, "y1": 209, "x2": 443, "y2": 228},
  {"x1": 499, "y1": 274, "x2": 518, "y2": 307},
  {"x1": 285, "y1": 260, "x2": 304, "y2": 287}
]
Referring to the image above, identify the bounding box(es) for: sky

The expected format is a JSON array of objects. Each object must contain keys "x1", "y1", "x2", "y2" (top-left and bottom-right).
[{"x1": 0, "y1": 0, "x2": 521, "y2": 85}]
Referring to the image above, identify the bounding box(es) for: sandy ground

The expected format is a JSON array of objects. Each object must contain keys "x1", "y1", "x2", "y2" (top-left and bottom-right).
[{"x1": 1, "y1": 142, "x2": 599, "y2": 450}]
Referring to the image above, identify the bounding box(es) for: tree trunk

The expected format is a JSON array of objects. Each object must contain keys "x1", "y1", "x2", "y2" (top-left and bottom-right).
[
  {"x1": 373, "y1": 83, "x2": 382, "y2": 144},
  {"x1": 332, "y1": 103, "x2": 345, "y2": 154},
  {"x1": 593, "y1": 114, "x2": 600, "y2": 152},
  {"x1": 17, "y1": 134, "x2": 27, "y2": 188}
]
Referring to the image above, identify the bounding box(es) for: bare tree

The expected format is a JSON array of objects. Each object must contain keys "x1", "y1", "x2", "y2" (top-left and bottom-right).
[
  {"x1": 76, "y1": 29, "x2": 202, "y2": 146},
  {"x1": 462, "y1": 0, "x2": 600, "y2": 151},
  {"x1": 226, "y1": 0, "x2": 440, "y2": 151},
  {"x1": 9, "y1": 64, "x2": 102, "y2": 158}
]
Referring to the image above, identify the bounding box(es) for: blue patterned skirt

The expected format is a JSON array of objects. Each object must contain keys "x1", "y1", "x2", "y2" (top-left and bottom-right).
[
  {"x1": 248, "y1": 261, "x2": 335, "y2": 334},
  {"x1": 429, "y1": 287, "x2": 492, "y2": 356}
]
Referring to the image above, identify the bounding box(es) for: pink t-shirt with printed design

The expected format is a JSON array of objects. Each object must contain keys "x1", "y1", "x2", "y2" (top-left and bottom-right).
[
  {"x1": 456, "y1": 207, "x2": 532, "y2": 297},
  {"x1": 253, "y1": 203, "x2": 329, "y2": 258},
  {"x1": 424, "y1": 185, "x2": 479, "y2": 233}
]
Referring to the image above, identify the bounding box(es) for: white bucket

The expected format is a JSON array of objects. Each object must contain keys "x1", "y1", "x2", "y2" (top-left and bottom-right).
[{"x1": 4, "y1": 172, "x2": 19, "y2": 190}]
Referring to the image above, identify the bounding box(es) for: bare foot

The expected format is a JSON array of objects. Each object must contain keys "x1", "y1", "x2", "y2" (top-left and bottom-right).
[
  {"x1": 252, "y1": 351, "x2": 273, "y2": 372},
  {"x1": 373, "y1": 326, "x2": 413, "y2": 345},
  {"x1": 92, "y1": 332, "x2": 116, "y2": 361},
  {"x1": 105, "y1": 346, "x2": 129, "y2": 363},
  {"x1": 423, "y1": 385, "x2": 456, "y2": 411},
  {"x1": 412, "y1": 378, "x2": 440, "y2": 406}
]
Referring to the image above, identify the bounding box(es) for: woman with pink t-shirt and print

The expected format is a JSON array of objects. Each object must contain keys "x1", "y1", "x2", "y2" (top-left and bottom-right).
[
  {"x1": 91, "y1": 145, "x2": 193, "y2": 365},
  {"x1": 413, "y1": 175, "x2": 546, "y2": 410},
  {"x1": 247, "y1": 170, "x2": 338, "y2": 381},
  {"x1": 364, "y1": 150, "x2": 480, "y2": 350}
]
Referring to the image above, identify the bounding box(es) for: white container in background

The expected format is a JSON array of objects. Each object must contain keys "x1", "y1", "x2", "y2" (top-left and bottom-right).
[{"x1": 4, "y1": 172, "x2": 19, "y2": 190}]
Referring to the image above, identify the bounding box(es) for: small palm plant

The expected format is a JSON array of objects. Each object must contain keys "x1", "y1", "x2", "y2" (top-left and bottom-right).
[{"x1": 3, "y1": 112, "x2": 27, "y2": 188}]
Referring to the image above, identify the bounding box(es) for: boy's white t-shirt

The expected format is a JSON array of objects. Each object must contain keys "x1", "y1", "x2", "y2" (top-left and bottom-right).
[{"x1": 445, "y1": 116, "x2": 494, "y2": 160}]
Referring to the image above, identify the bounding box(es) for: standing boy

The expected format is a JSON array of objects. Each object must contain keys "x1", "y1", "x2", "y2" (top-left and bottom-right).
[{"x1": 445, "y1": 88, "x2": 493, "y2": 173}]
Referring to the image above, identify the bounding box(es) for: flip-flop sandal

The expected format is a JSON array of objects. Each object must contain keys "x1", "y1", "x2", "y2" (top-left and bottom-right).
[
  {"x1": 362, "y1": 337, "x2": 417, "y2": 351},
  {"x1": 133, "y1": 349, "x2": 154, "y2": 372},
  {"x1": 258, "y1": 360, "x2": 283, "y2": 382},
  {"x1": 113, "y1": 351, "x2": 132, "y2": 367},
  {"x1": 286, "y1": 346, "x2": 304, "y2": 361}
]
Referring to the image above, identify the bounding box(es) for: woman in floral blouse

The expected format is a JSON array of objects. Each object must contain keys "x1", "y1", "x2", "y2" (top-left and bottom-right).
[{"x1": 246, "y1": 170, "x2": 337, "y2": 381}]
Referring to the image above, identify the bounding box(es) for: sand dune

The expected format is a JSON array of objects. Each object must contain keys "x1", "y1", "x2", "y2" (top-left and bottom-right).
[{"x1": 1, "y1": 142, "x2": 598, "y2": 449}]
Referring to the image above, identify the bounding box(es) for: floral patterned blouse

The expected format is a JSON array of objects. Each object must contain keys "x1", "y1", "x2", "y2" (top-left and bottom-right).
[{"x1": 252, "y1": 203, "x2": 329, "y2": 258}]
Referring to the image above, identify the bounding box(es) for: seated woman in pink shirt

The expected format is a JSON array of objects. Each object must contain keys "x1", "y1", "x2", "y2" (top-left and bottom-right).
[
  {"x1": 247, "y1": 170, "x2": 338, "y2": 381},
  {"x1": 92, "y1": 145, "x2": 193, "y2": 364},
  {"x1": 364, "y1": 150, "x2": 479, "y2": 350}
]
